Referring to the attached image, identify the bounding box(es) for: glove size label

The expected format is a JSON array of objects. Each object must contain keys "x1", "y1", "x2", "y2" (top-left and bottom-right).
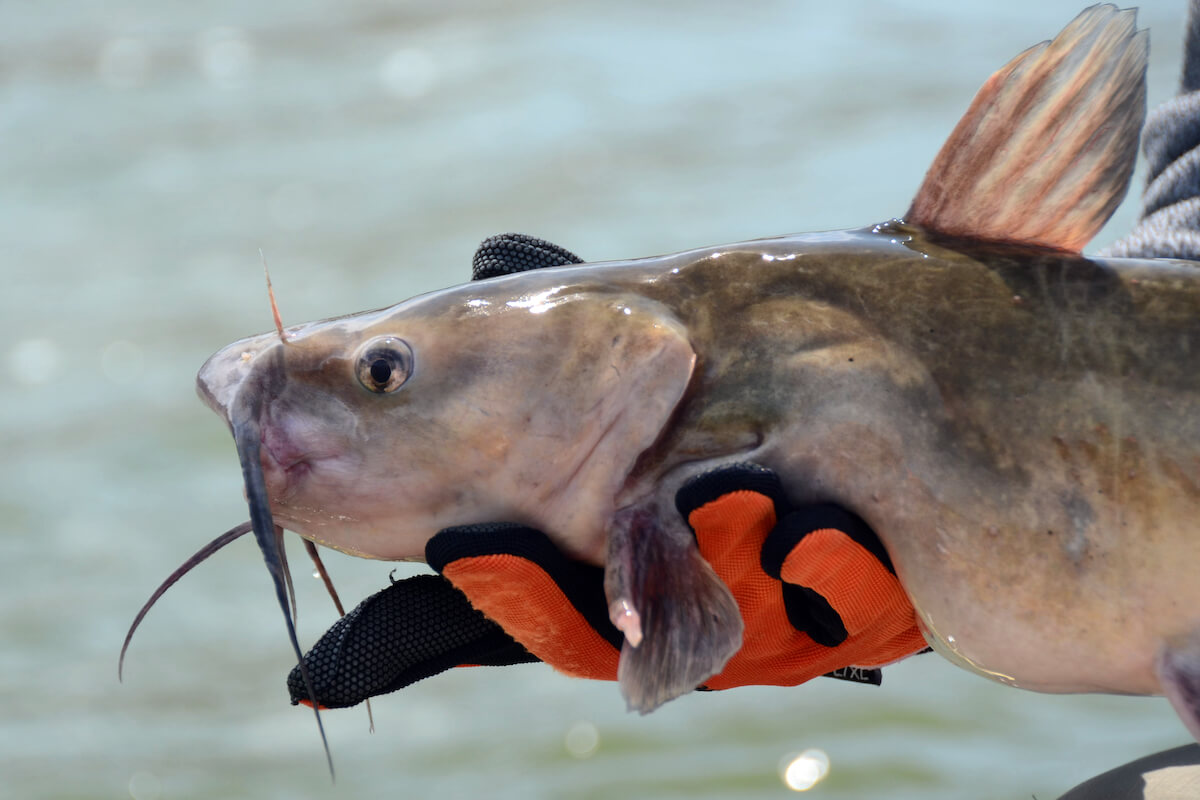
[{"x1": 824, "y1": 666, "x2": 882, "y2": 685}]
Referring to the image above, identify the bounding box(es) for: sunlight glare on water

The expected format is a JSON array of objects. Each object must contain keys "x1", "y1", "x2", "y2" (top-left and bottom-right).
[
  {"x1": 564, "y1": 720, "x2": 600, "y2": 759},
  {"x1": 780, "y1": 749, "x2": 830, "y2": 792}
]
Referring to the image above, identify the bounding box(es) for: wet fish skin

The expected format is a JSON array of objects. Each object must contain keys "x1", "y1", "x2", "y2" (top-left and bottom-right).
[
  {"x1": 198, "y1": 223, "x2": 1200, "y2": 704},
  {"x1": 624, "y1": 227, "x2": 1200, "y2": 699},
  {"x1": 191, "y1": 4, "x2": 1200, "y2": 729},
  {"x1": 198, "y1": 283, "x2": 698, "y2": 566}
]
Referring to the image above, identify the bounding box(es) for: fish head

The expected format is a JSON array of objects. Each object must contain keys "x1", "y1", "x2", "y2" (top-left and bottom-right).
[{"x1": 197, "y1": 271, "x2": 697, "y2": 563}]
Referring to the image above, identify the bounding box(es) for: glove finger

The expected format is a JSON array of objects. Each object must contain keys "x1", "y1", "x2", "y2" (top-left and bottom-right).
[
  {"x1": 288, "y1": 574, "x2": 536, "y2": 709},
  {"x1": 428, "y1": 524, "x2": 621, "y2": 681},
  {"x1": 781, "y1": 528, "x2": 912, "y2": 638},
  {"x1": 686, "y1": 489, "x2": 779, "y2": 550},
  {"x1": 762, "y1": 504, "x2": 895, "y2": 577},
  {"x1": 802, "y1": 610, "x2": 927, "y2": 673},
  {"x1": 675, "y1": 463, "x2": 789, "y2": 524},
  {"x1": 849, "y1": 624, "x2": 929, "y2": 668},
  {"x1": 471, "y1": 233, "x2": 583, "y2": 280}
]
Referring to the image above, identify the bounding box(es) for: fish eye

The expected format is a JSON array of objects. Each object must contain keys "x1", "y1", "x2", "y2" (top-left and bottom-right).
[{"x1": 355, "y1": 337, "x2": 413, "y2": 393}]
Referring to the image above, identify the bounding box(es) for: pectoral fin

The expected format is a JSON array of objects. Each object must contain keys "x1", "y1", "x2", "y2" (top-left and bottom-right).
[
  {"x1": 1157, "y1": 630, "x2": 1200, "y2": 742},
  {"x1": 907, "y1": 5, "x2": 1147, "y2": 252},
  {"x1": 605, "y1": 503, "x2": 744, "y2": 714}
]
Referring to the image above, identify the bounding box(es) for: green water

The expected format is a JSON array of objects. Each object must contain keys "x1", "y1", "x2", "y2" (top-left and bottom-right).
[{"x1": 1, "y1": 1, "x2": 1192, "y2": 797}]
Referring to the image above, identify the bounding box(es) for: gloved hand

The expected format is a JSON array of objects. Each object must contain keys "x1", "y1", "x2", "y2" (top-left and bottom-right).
[
  {"x1": 289, "y1": 463, "x2": 926, "y2": 708},
  {"x1": 673, "y1": 464, "x2": 927, "y2": 690}
]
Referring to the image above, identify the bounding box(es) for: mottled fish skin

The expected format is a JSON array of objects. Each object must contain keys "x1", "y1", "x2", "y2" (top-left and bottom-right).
[
  {"x1": 199, "y1": 224, "x2": 1200, "y2": 702},
  {"x1": 192, "y1": 5, "x2": 1200, "y2": 725},
  {"x1": 625, "y1": 227, "x2": 1200, "y2": 700}
]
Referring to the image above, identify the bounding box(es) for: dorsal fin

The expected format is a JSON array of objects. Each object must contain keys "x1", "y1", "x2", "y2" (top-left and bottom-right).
[{"x1": 907, "y1": 4, "x2": 1147, "y2": 253}]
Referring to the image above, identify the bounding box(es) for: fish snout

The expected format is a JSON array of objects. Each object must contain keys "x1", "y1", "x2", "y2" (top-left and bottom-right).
[{"x1": 196, "y1": 333, "x2": 278, "y2": 420}]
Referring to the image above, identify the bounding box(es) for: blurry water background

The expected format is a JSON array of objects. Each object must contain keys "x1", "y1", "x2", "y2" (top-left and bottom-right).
[{"x1": 1, "y1": 1, "x2": 1193, "y2": 798}]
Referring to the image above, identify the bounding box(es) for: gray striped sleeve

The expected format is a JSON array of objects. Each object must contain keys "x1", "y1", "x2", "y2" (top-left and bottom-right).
[{"x1": 1102, "y1": 0, "x2": 1200, "y2": 261}]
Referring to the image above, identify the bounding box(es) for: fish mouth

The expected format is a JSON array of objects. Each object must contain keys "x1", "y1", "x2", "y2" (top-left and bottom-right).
[
  {"x1": 198, "y1": 336, "x2": 342, "y2": 491},
  {"x1": 261, "y1": 416, "x2": 313, "y2": 490},
  {"x1": 258, "y1": 405, "x2": 350, "y2": 507},
  {"x1": 198, "y1": 336, "x2": 349, "y2": 523}
]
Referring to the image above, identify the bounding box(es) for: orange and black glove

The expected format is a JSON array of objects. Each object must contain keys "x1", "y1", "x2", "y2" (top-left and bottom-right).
[
  {"x1": 673, "y1": 464, "x2": 927, "y2": 690},
  {"x1": 288, "y1": 464, "x2": 926, "y2": 708}
]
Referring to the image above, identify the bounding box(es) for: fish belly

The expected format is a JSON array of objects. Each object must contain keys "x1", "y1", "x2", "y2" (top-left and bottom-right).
[{"x1": 868, "y1": 429, "x2": 1200, "y2": 697}]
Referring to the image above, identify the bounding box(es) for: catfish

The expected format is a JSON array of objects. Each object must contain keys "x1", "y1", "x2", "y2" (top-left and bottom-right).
[{"x1": 137, "y1": 3, "x2": 1200, "y2": 758}]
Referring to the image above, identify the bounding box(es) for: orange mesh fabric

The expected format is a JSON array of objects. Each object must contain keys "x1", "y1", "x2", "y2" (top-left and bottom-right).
[
  {"x1": 690, "y1": 492, "x2": 925, "y2": 690},
  {"x1": 441, "y1": 554, "x2": 619, "y2": 681},
  {"x1": 782, "y1": 528, "x2": 926, "y2": 665},
  {"x1": 439, "y1": 487, "x2": 923, "y2": 691}
]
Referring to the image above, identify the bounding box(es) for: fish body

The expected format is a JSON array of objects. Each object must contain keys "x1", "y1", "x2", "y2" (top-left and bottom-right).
[
  {"x1": 199, "y1": 222, "x2": 1200, "y2": 698},
  {"x1": 184, "y1": 4, "x2": 1200, "y2": 742}
]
